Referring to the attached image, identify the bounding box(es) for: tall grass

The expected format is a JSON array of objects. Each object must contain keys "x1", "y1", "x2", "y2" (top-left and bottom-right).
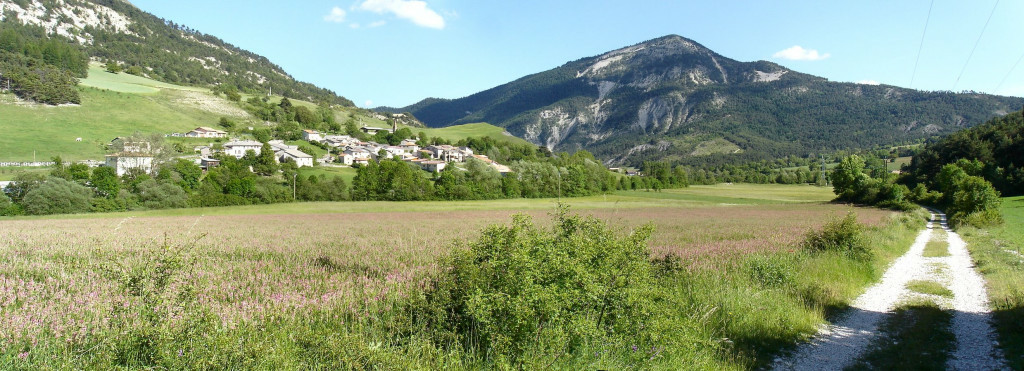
[{"x1": 0, "y1": 196, "x2": 919, "y2": 367}]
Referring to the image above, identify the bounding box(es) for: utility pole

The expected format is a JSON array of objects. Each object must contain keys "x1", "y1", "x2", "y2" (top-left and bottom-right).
[
  {"x1": 821, "y1": 154, "x2": 827, "y2": 187},
  {"x1": 292, "y1": 173, "x2": 297, "y2": 201}
]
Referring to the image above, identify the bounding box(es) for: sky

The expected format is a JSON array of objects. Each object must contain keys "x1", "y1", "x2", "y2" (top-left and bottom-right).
[{"x1": 128, "y1": 0, "x2": 1024, "y2": 108}]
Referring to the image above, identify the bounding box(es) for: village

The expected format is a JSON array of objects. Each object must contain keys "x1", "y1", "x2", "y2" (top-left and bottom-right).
[{"x1": 102, "y1": 123, "x2": 512, "y2": 177}]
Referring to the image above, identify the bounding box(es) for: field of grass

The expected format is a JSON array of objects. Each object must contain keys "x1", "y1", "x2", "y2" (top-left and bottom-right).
[
  {"x1": 959, "y1": 195, "x2": 1024, "y2": 369},
  {"x1": 887, "y1": 156, "x2": 913, "y2": 172},
  {"x1": 0, "y1": 65, "x2": 251, "y2": 162},
  {"x1": 398, "y1": 122, "x2": 531, "y2": 145},
  {"x1": 297, "y1": 165, "x2": 358, "y2": 184},
  {"x1": 0, "y1": 185, "x2": 923, "y2": 368},
  {"x1": 0, "y1": 166, "x2": 49, "y2": 181},
  {"x1": 78, "y1": 64, "x2": 209, "y2": 94}
]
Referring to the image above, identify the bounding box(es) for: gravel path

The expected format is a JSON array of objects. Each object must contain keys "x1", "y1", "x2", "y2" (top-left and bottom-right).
[
  {"x1": 940, "y1": 213, "x2": 1006, "y2": 370},
  {"x1": 772, "y1": 212, "x2": 1006, "y2": 370}
]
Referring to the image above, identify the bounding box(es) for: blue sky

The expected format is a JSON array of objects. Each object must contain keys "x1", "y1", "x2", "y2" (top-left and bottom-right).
[{"x1": 130, "y1": 0, "x2": 1024, "y2": 108}]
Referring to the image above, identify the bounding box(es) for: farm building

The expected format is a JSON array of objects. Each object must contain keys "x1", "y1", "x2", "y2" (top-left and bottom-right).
[{"x1": 186, "y1": 127, "x2": 228, "y2": 138}]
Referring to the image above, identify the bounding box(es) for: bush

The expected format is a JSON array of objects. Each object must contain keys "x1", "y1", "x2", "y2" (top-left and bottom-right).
[
  {"x1": 135, "y1": 179, "x2": 187, "y2": 210},
  {"x1": 21, "y1": 177, "x2": 93, "y2": 215},
  {"x1": 412, "y1": 206, "x2": 659, "y2": 366},
  {"x1": 952, "y1": 209, "x2": 1003, "y2": 229},
  {"x1": 802, "y1": 213, "x2": 870, "y2": 260},
  {"x1": 0, "y1": 191, "x2": 14, "y2": 216},
  {"x1": 948, "y1": 176, "x2": 1001, "y2": 228}
]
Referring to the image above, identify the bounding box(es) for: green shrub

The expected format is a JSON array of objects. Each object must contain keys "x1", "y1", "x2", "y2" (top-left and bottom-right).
[
  {"x1": 412, "y1": 206, "x2": 659, "y2": 366},
  {"x1": 135, "y1": 179, "x2": 187, "y2": 210},
  {"x1": 21, "y1": 177, "x2": 93, "y2": 215},
  {"x1": 802, "y1": 213, "x2": 870, "y2": 260},
  {"x1": 948, "y1": 176, "x2": 1002, "y2": 228},
  {"x1": 953, "y1": 209, "x2": 1003, "y2": 229}
]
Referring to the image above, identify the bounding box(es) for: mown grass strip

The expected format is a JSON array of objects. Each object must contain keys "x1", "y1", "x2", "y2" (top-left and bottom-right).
[
  {"x1": 923, "y1": 230, "x2": 949, "y2": 257},
  {"x1": 847, "y1": 299, "x2": 955, "y2": 370},
  {"x1": 906, "y1": 280, "x2": 953, "y2": 298}
]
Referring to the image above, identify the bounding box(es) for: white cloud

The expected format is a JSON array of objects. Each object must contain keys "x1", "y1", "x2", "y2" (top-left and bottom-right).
[
  {"x1": 324, "y1": 7, "x2": 347, "y2": 23},
  {"x1": 349, "y1": 23, "x2": 361, "y2": 29},
  {"x1": 369, "y1": 20, "x2": 387, "y2": 28},
  {"x1": 358, "y1": 0, "x2": 445, "y2": 29},
  {"x1": 772, "y1": 45, "x2": 831, "y2": 61},
  {"x1": 856, "y1": 80, "x2": 880, "y2": 85},
  {"x1": 364, "y1": 100, "x2": 374, "y2": 107}
]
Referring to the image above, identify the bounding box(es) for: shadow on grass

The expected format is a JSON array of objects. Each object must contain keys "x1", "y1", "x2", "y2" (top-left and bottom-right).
[
  {"x1": 993, "y1": 306, "x2": 1024, "y2": 370},
  {"x1": 845, "y1": 304, "x2": 954, "y2": 371}
]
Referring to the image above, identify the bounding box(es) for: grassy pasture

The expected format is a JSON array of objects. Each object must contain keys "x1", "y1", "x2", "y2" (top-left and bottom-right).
[
  {"x1": 297, "y1": 165, "x2": 358, "y2": 184},
  {"x1": 399, "y1": 122, "x2": 531, "y2": 145},
  {"x1": 0, "y1": 185, "x2": 918, "y2": 368},
  {"x1": 0, "y1": 65, "x2": 250, "y2": 162}
]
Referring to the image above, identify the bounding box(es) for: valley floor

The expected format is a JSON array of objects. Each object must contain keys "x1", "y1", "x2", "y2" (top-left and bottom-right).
[{"x1": 0, "y1": 185, "x2": 929, "y2": 368}]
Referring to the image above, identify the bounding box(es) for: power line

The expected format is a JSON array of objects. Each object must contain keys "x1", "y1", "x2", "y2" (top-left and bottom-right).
[
  {"x1": 954, "y1": 0, "x2": 1000, "y2": 90},
  {"x1": 910, "y1": 0, "x2": 934, "y2": 88},
  {"x1": 993, "y1": 50, "x2": 1024, "y2": 94}
]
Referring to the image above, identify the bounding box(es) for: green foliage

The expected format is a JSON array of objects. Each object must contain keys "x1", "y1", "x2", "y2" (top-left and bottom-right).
[
  {"x1": 171, "y1": 159, "x2": 202, "y2": 192},
  {"x1": 746, "y1": 254, "x2": 795, "y2": 288},
  {"x1": 802, "y1": 213, "x2": 870, "y2": 260},
  {"x1": 351, "y1": 159, "x2": 434, "y2": 201},
  {"x1": 253, "y1": 142, "x2": 279, "y2": 176},
  {"x1": 907, "y1": 109, "x2": 1024, "y2": 196},
  {"x1": 296, "y1": 175, "x2": 349, "y2": 202},
  {"x1": 412, "y1": 207, "x2": 658, "y2": 366},
  {"x1": 217, "y1": 116, "x2": 235, "y2": 130},
  {"x1": 949, "y1": 176, "x2": 1002, "y2": 227},
  {"x1": 0, "y1": 22, "x2": 86, "y2": 104},
  {"x1": 829, "y1": 155, "x2": 914, "y2": 210},
  {"x1": 831, "y1": 155, "x2": 867, "y2": 201},
  {"x1": 104, "y1": 61, "x2": 122, "y2": 73},
  {"x1": 21, "y1": 176, "x2": 93, "y2": 215},
  {"x1": 91, "y1": 166, "x2": 121, "y2": 198},
  {"x1": 0, "y1": 191, "x2": 12, "y2": 216},
  {"x1": 135, "y1": 179, "x2": 187, "y2": 210}
]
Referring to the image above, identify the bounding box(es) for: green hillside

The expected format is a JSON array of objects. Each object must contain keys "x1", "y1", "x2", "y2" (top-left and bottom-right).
[
  {"x1": 0, "y1": 64, "x2": 251, "y2": 161},
  {"x1": 398, "y1": 122, "x2": 531, "y2": 146},
  {"x1": 0, "y1": 64, "x2": 407, "y2": 162}
]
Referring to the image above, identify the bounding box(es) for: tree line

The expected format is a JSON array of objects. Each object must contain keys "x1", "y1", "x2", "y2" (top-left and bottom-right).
[
  {"x1": 825, "y1": 109, "x2": 1022, "y2": 228},
  {"x1": 1, "y1": 134, "x2": 690, "y2": 216}
]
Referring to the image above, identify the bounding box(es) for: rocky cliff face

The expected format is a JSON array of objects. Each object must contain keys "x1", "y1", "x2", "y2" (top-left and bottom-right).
[{"x1": 395, "y1": 35, "x2": 1023, "y2": 166}]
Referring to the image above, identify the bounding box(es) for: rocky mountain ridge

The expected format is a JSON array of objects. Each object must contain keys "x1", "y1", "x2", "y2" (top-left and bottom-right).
[{"x1": 392, "y1": 35, "x2": 1023, "y2": 166}]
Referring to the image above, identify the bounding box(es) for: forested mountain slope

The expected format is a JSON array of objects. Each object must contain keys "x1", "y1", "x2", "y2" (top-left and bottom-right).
[{"x1": 0, "y1": 0, "x2": 353, "y2": 106}]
